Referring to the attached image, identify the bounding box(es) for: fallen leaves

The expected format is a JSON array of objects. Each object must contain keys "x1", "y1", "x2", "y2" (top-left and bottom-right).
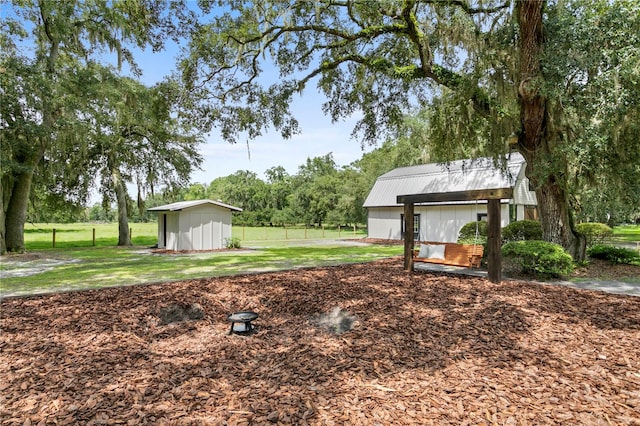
[{"x1": 1, "y1": 258, "x2": 639, "y2": 425}]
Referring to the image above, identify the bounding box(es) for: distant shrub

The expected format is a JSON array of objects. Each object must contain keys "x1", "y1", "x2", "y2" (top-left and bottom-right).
[
  {"x1": 457, "y1": 221, "x2": 488, "y2": 244},
  {"x1": 576, "y1": 223, "x2": 613, "y2": 247},
  {"x1": 502, "y1": 240, "x2": 574, "y2": 278},
  {"x1": 502, "y1": 220, "x2": 543, "y2": 243},
  {"x1": 225, "y1": 237, "x2": 242, "y2": 249},
  {"x1": 587, "y1": 244, "x2": 640, "y2": 265}
]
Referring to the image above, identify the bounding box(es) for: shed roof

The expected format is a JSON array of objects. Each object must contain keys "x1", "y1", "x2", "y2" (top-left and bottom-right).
[
  {"x1": 363, "y1": 154, "x2": 526, "y2": 208},
  {"x1": 147, "y1": 199, "x2": 242, "y2": 212}
]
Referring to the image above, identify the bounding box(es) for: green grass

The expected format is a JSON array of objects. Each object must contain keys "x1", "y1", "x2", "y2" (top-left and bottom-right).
[
  {"x1": 611, "y1": 224, "x2": 640, "y2": 243},
  {"x1": 21, "y1": 222, "x2": 366, "y2": 250},
  {"x1": 23, "y1": 222, "x2": 158, "y2": 249},
  {"x1": 0, "y1": 244, "x2": 402, "y2": 297}
]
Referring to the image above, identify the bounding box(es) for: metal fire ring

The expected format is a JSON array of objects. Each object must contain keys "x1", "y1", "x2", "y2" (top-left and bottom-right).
[{"x1": 227, "y1": 311, "x2": 259, "y2": 335}]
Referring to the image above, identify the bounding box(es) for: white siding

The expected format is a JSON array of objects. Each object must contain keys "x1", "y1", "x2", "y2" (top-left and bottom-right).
[
  {"x1": 165, "y1": 213, "x2": 179, "y2": 250},
  {"x1": 167, "y1": 204, "x2": 234, "y2": 250},
  {"x1": 368, "y1": 204, "x2": 510, "y2": 242},
  {"x1": 512, "y1": 166, "x2": 537, "y2": 206}
]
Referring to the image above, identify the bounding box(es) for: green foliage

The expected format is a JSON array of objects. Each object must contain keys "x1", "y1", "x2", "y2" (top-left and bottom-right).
[
  {"x1": 502, "y1": 240, "x2": 574, "y2": 278},
  {"x1": 587, "y1": 244, "x2": 640, "y2": 265},
  {"x1": 575, "y1": 223, "x2": 614, "y2": 248},
  {"x1": 177, "y1": 0, "x2": 640, "y2": 261},
  {"x1": 457, "y1": 221, "x2": 488, "y2": 245},
  {"x1": 502, "y1": 221, "x2": 543, "y2": 243},
  {"x1": 224, "y1": 237, "x2": 242, "y2": 249}
]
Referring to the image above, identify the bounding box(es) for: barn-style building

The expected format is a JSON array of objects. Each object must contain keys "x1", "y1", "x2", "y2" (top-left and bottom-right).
[{"x1": 363, "y1": 154, "x2": 538, "y2": 243}]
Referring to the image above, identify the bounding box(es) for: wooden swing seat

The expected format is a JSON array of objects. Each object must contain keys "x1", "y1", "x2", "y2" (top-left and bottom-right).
[{"x1": 413, "y1": 242, "x2": 484, "y2": 268}]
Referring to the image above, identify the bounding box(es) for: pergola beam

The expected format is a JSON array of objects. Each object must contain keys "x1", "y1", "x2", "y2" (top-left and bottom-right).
[{"x1": 397, "y1": 188, "x2": 513, "y2": 204}]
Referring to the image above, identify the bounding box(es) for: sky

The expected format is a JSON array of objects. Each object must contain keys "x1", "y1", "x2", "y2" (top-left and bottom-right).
[{"x1": 125, "y1": 36, "x2": 375, "y2": 187}]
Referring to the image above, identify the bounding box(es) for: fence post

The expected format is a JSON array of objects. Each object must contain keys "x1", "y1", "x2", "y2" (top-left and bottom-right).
[
  {"x1": 129, "y1": 227, "x2": 132, "y2": 242},
  {"x1": 338, "y1": 225, "x2": 341, "y2": 238},
  {"x1": 93, "y1": 228, "x2": 96, "y2": 246},
  {"x1": 52, "y1": 228, "x2": 56, "y2": 248},
  {"x1": 285, "y1": 226, "x2": 288, "y2": 239}
]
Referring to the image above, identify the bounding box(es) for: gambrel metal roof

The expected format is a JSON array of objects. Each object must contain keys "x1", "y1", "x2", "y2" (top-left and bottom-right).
[
  {"x1": 363, "y1": 154, "x2": 527, "y2": 208},
  {"x1": 148, "y1": 199, "x2": 242, "y2": 212}
]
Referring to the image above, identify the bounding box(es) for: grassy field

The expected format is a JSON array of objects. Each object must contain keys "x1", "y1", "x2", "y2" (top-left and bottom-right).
[
  {"x1": 4, "y1": 222, "x2": 638, "y2": 298},
  {"x1": 21, "y1": 222, "x2": 366, "y2": 250},
  {"x1": 2, "y1": 222, "x2": 396, "y2": 297},
  {"x1": 611, "y1": 224, "x2": 640, "y2": 244}
]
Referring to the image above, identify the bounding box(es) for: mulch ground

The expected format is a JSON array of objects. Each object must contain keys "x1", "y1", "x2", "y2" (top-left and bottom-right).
[{"x1": 1, "y1": 258, "x2": 639, "y2": 425}]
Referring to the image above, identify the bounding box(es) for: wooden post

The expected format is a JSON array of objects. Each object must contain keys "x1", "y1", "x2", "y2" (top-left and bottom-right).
[
  {"x1": 129, "y1": 227, "x2": 132, "y2": 243},
  {"x1": 403, "y1": 202, "x2": 414, "y2": 271},
  {"x1": 93, "y1": 228, "x2": 96, "y2": 246},
  {"x1": 338, "y1": 225, "x2": 341, "y2": 237},
  {"x1": 52, "y1": 228, "x2": 56, "y2": 248},
  {"x1": 487, "y1": 199, "x2": 502, "y2": 283}
]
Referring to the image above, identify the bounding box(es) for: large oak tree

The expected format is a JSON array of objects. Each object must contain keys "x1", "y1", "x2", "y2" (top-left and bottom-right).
[
  {"x1": 0, "y1": 0, "x2": 193, "y2": 253},
  {"x1": 180, "y1": 0, "x2": 640, "y2": 260}
]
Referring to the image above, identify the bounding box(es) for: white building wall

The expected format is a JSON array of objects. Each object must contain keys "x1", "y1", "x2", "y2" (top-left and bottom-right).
[
  {"x1": 156, "y1": 214, "x2": 165, "y2": 248},
  {"x1": 164, "y1": 213, "x2": 179, "y2": 250},
  {"x1": 171, "y1": 205, "x2": 233, "y2": 250},
  {"x1": 512, "y1": 167, "x2": 537, "y2": 206},
  {"x1": 367, "y1": 203, "x2": 510, "y2": 243}
]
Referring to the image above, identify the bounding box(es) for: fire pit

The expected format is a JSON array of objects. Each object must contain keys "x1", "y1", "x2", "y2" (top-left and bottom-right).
[{"x1": 227, "y1": 311, "x2": 258, "y2": 335}]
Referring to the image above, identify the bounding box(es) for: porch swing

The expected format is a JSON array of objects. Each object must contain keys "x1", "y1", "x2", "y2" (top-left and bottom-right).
[{"x1": 412, "y1": 200, "x2": 484, "y2": 268}]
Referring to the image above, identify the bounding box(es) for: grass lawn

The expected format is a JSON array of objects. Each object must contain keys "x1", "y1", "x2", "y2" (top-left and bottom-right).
[
  {"x1": 21, "y1": 222, "x2": 366, "y2": 250},
  {"x1": 0, "y1": 243, "x2": 402, "y2": 298},
  {"x1": 612, "y1": 224, "x2": 640, "y2": 244}
]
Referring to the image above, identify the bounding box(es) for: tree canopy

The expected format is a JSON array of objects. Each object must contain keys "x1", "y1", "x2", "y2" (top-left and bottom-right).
[
  {"x1": 0, "y1": 0, "x2": 200, "y2": 253},
  {"x1": 179, "y1": 0, "x2": 640, "y2": 259}
]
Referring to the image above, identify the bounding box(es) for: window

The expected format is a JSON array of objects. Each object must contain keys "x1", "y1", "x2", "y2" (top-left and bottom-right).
[{"x1": 401, "y1": 214, "x2": 421, "y2": 241}]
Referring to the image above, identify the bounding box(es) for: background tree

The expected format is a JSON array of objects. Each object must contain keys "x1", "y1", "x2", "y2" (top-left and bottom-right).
[
  {"x1": 86, "y1": 71, "x2": 203, "y2": 245},
  {"x1": 288, "y1": 154, "x2": 339, "y2": 226},
  {"x1": 181, "y1": 0, "x2": 640, "y2": 260},
  {"x1": 1, "y1": 0, "x2": 192, "y2": 253},
  {"x1": 207, "y1": 171, "x2": 271, "y2": 225}
]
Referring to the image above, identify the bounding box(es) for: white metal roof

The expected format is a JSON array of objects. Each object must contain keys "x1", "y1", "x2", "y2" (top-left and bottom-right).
[
  {"x1": 147, "y1": 199, "x2": 243, "y2": 212},
  {"x1": 363, "y1": 154, "x2": 526, "y2": 208}
]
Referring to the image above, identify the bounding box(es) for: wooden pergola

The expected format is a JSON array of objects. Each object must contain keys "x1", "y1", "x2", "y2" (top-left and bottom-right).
[{"x1": 397, "y1": 187, "x2": 513, "y2": 283}]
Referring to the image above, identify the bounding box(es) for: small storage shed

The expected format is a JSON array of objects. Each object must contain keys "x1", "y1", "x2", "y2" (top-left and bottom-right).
[
  {"x1": 363, "y1": 153, "x2": 538, "y2": 243},
  {"x1": 148, "y1": 199, "x2": 242, "y2": 251}
]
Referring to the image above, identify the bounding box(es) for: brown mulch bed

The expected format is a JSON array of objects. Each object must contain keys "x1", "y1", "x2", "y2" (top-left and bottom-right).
[{"x1": 1, "y1": 258, "x2": 639, "y2": 425}]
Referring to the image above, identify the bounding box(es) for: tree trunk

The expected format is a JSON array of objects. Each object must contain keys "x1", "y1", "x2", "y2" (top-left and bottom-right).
[
  {"x1": 111, "y1": 166, "x2": 131, "y2": 246},
  {"x1": 3, "y1": 147, "x2": 42, "y2": 253},
  {"x1": 517, "y1": 0, "x2": 585, "y2": 261},
  {"x1": 0, "y1": 176, "x2": 8, "y2": 254}
]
